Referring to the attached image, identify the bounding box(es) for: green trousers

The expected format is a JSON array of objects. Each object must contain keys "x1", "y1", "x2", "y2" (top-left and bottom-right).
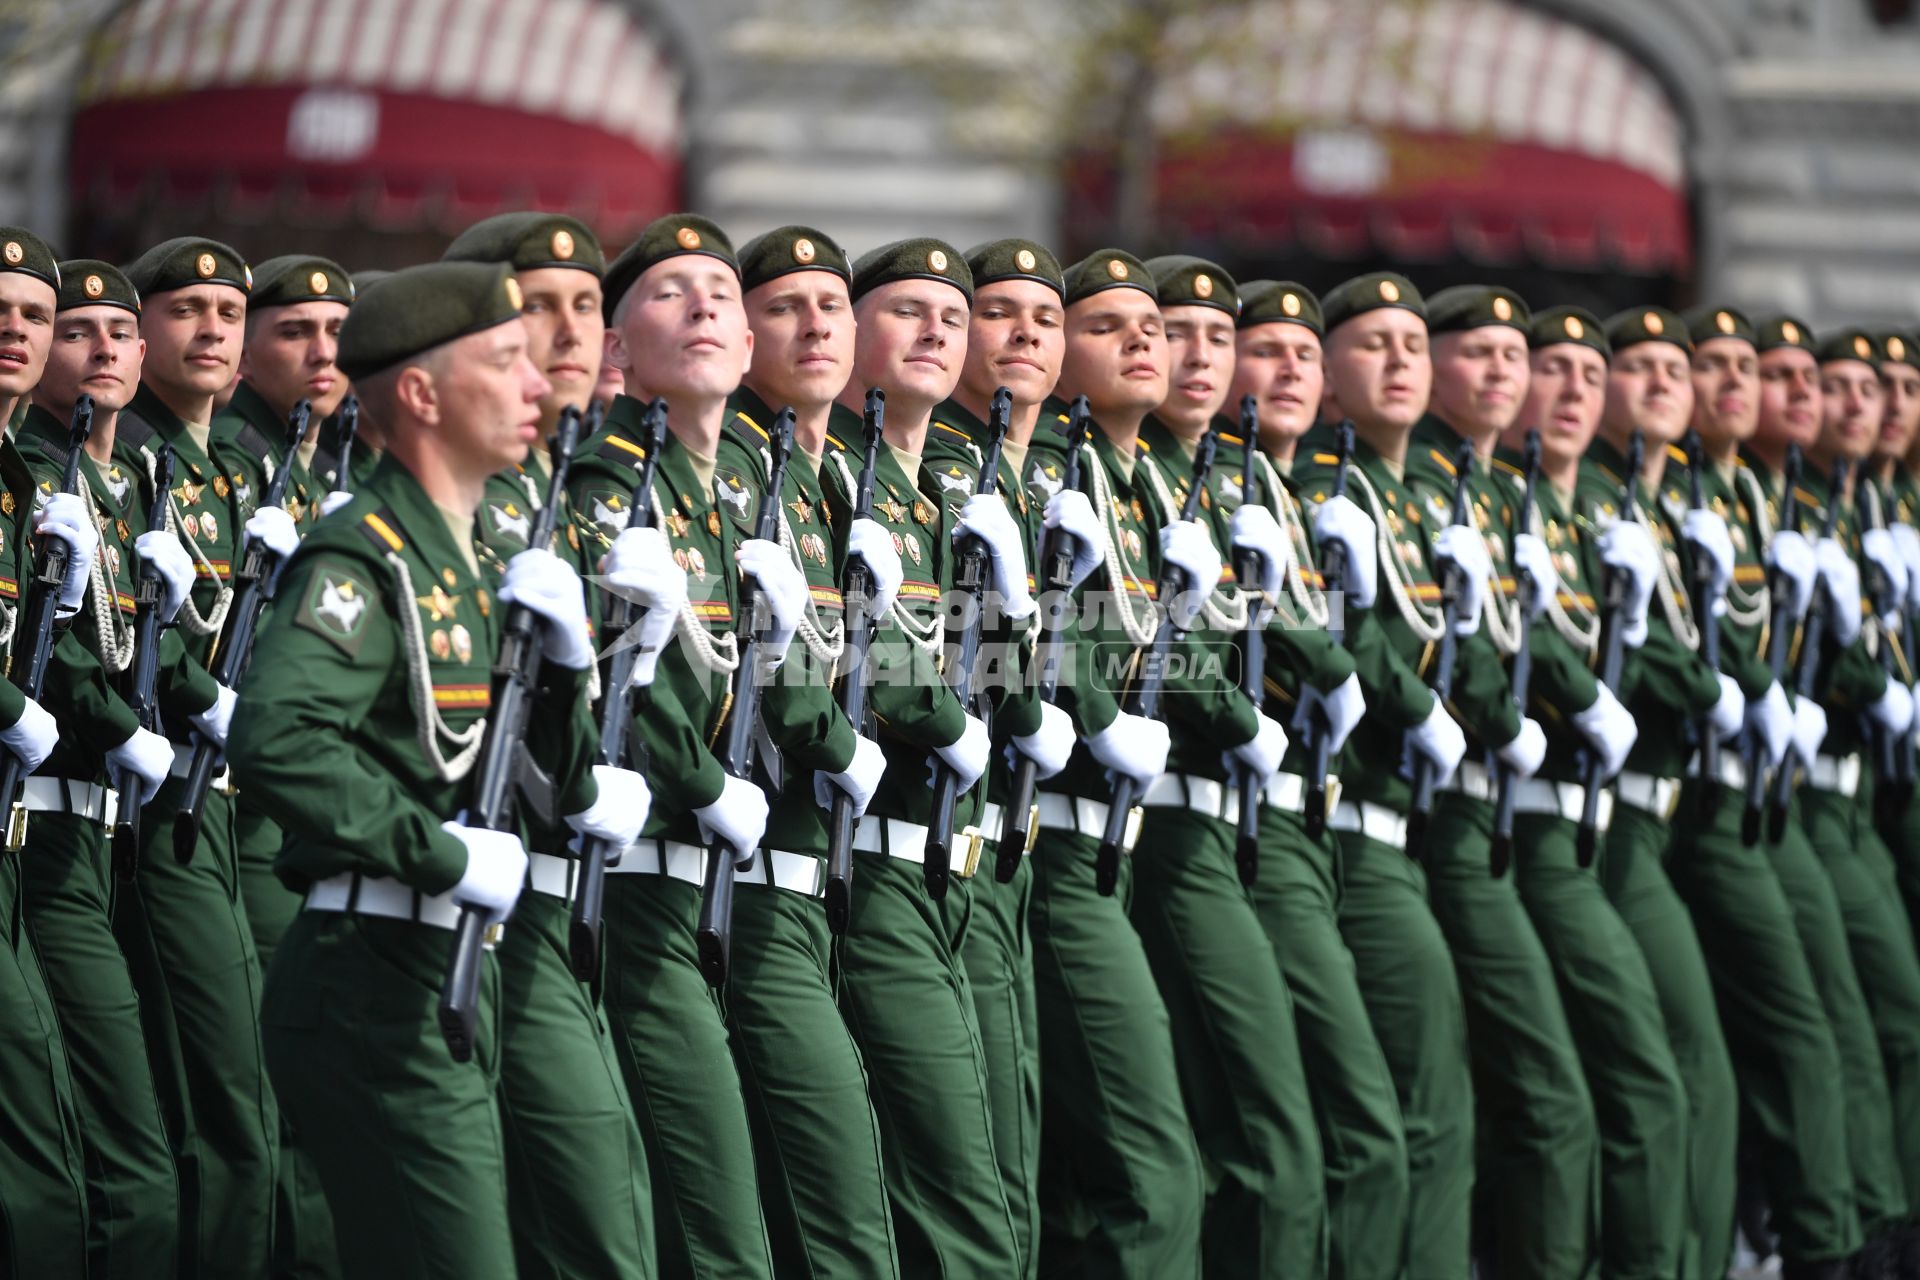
[
  {"x1": 262, "y1": 911, "x2": 514, "y2": 1280},
  {"x1": 1029, "y1": 822, "x2": 1203, "y2": 1279},
  {"x1": 602, "y1": 870, "x2": 774, "y2": 1280},
  {"x1": 19, "y1": 809, "x2": 177, "y2": 1280},
  {"x1": 0, "y1": 849, "x2": 88, "y2": 1277},
  {"x1": 958, "y1": 848, "x2": 1040, "y2": 1280},
  {"x1": 1891, "y1": 789, "x2": 1920, "y2": 942},
  {"x1": 1249, "y1": 802, "x2": 1407, "y2": 1280},
  {"x1": 1425, "y1": 793, "x2": 1595, "y2": 1280},
  {"x1": 1131, "y1": 803, "x2": 1326, "y2": 1278},
  {"x1": 1665, "y1": 785, "x2": 1854, "y2": 1267},
  {"x1": 1514, "y1": 807, "x2": 1691, "y2": 1280},
  {"x1": 117, "y1": 783, "x2": 277, "y2": 1280},
  {"x1": 497, "y1": 881, "x2": 654, "y2": 1280},
  {"x1": 839, "y1": 848, "x2": 1018, "y2": 1278},
  {"x1": 1765, "y1": 799, "x2": 1904, "y2": 1237},
  {"x1": 729, "y1": 869, "x2": 898, "y2": 1279}
]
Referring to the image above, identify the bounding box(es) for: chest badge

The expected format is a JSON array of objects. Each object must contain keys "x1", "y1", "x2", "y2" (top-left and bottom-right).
[{"x1": 788, "y1": 496, "x2": 814, "y2": 525}]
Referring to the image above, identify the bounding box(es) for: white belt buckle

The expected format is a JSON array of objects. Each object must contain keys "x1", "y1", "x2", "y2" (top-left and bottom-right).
[
  {"x1": 1324, "y1": 774, "x2": 1343, "y2": 817},
  {"x1": 1022, "y1": 803, "x2": 1040, "y2": 855},
  {"x1": 100, "y1": 787, "x2": 119, "y2": 834},
  {"x1": 4, "y1": 798, "x2": 26, "y2": 851},
  {"x1": 956, "y1": 824, "x2": 985, "y2": 878}
]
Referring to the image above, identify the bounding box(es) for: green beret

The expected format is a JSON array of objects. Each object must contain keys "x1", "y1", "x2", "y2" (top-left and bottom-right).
[
  {"x1": 1754, "y1": 314, "x2": 1816, "y2": 356},
  {"x1": 443, "y1": 212, "x2": 603, "y2": 279},
  {"x1": 602, "y1": 214, "x2": 736, "y2": 324},
  {"x1": 1682, "y1": 305, "x2": 1756, "y2": 348},
  {"x1": 0, "y1": 228, "x2": 60, "y2": 291},
  {"x1": 336, "y1": 262, "x2": 523, "y2": 381},
  {"x1": 1063, "y1": 249, "x2": 1154, "y2": 307},
  {"x1": 1878, "y1": 330, "x2": 1918, "y2": 369},
  {"x1": 1146, "y1": 255, "x2": 1238, "y2": 317},
  {"x1": 964, "y1": 238, "x2": 1064, "y2": 299},
  {"x1": 1816, "y1": 325, "x2": 1881, "y2": 370},
  {"x1": 249, "y1": 255, "x2": 354, "y2": 310},
  {"x1": 55, "y1": 260, "x2": 138, "y2": 316},
  {"x1": 351, "y1": 268, "x2": 392, "y2": 294},
  {"x1": 1321, "y1": 272, "x2": 1424, "y2": 334},
  {"x1": 1237, "y1": 281, "x2": 1323, "y2": 335},
  {"x1": 1604, "y1": 306, "x2": 1691, "y2": 357},
  {"x1": 1427, "y1": 285, "x2": 1529, "y2": 335},
  {"x1": 124, "y1": 236, "x2": 249, "y2": 297},
  {"x1": 1529, "y1": 306, "x2": 1609, "y2": 357},
  {"x1": 738, "y1": 225, "x2": 849, "y2": 294},
  {"x1": 851, "y1": 237, "x2": 971, "y2": 304}
]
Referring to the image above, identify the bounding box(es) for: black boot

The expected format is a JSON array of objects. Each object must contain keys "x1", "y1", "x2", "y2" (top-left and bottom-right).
[
  {"x1": 1782, "y1": 1258, "x2": 1850, "y2": 1280},
  {"x1": 1851, "y1": 1234, "x2": 1896, "y2": 1280}
]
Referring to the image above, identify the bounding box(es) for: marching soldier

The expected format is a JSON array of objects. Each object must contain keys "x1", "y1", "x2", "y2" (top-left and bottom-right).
[{"x1": 1874, "y1": 328, "x2": 1920, "y2": 924}]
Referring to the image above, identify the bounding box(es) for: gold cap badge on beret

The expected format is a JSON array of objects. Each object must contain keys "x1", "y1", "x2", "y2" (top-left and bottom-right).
[
  {"x1": 1644, "y1": 311, "x2": 1663, "y2": 336},
  {"x1": 1893, "y1": 337, "x2": 1909, "y2": 363},
  {"x1": 1717, "y1": 311, "x2": 1736, "y2": 335},
  {"x1": 1855, "y1": 335, "x2": 1872, "y2": 359},
  {"x1": 1194, "y1": 273, "x2": 1214, "y2": 299},
  {"x1": 2, "y1": 242, "x2": 20, "y2": 266},
  {"x1": 84, "y1": 274, "x2": 104, "y2": 298},
  {"x1": 1783, "y1": 321, "x2": 1801, "y2": 345},
  {"x1": 1282, "y1": 292, "x2": 1301, "y2": 317},
  {"x1": 1016, "y1": 249, "x2": 1036, "y2": 272},
  {"x1": 793, "y1": 237, "x2": 815, "y2": 264},
  {"x1": 308, "y1": 271, "x2": 329, "y2": 294},
  {"x1": 1566, "y1": 316, "x2": 1585, "y2": 339},
  {"x1": 928, "y1": 249, "x2": 948, "y2": 273},
  {"x1": 676, "y1": 227, "x2": 702, "y2": 250},
  {"x1": 552, "y1": 230, "x2": 574, "y2": 260},
  {"x1": 1107, "y1": 258, "x2": 1129, "y2": 281},
  {"x1": 1380, "y1": 280, "x2": 1400, "y2": 303},
  {"x1": 1492, "y1": 296, "x2": 1512, "y2": 321},
  {"x1": 505, "y1": 276, "x2": 524, "y2": 310},
  {"x1": 196, "y1": 253, "x2": 216, "y2": 279}
]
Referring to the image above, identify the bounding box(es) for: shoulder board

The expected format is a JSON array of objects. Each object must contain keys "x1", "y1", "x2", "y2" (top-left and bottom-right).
[
  {"x1": 932, "y1": 420, "x2": 971, "y2": 441},
  {"x1": 232, "y1": 420, "x2": 279, "y2": 465},
  {"x1": 357, "y1": 508, "x2": 405, "y2": 553},
  {"x1": 1589, "y1": 461, "x2": 1622, "y2": 487},
  {"x1": 596, "y1": 435, "x2": 648, "y2": 465},
  {"x1": 311, "y1": 443, "x2": 341, "y2": 484},
  {"x1": 1733, "y1": 456, "x2": 1754, "y2": 474},
  {"x1": 1427, "y1": 448, "x2": 1457, "y2": 477},
  {"x1": 824, "y1": 433, "x2": 848, "y2": 452},
  {"x1": 1491, "y1": 458, "x2": 1524, "y2": 480},
  {"x1": 1310, "y1": 453, "x2": 1339, "y2": 466},
  {"x1": 1055, "y1": 412, "x2": 1071, "y2": 424},
  {"x1": 733, "y1": 410, "x2": 768, "y2": 442},
  {"x1": 1666, "y1": 444, "x2": 1689, "y2": 465},
  {"x1": 1218, "y1": 432, "x2": 1245, "y2": 448},
  {"x1": 116, "y1": 413, "x2": 155, "y2": 451},
  {"x1": 1136, "y1": 437, "x2": 1152, "y2": 454},
  {"x1": 1792, "y1": 487, "x2": 1820, "y2": 508}
]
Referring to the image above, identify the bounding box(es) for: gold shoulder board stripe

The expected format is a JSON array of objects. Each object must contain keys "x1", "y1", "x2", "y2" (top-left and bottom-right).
[
  {"x1": 1312, "y1": 453, "x2": 1340, "y2": 466},
  {"x1": 734, "y1": 411, "x2": 768, "y2": 441},
  {"x1": 362, "y1": 513, "x2": 404, "y2": 550},
  {"x1": 605, "y1": 435, "x2": 646, "y2": 459},
  {"x1": 1429, "y1": 448, "x2": 1456, "y2": 476}
]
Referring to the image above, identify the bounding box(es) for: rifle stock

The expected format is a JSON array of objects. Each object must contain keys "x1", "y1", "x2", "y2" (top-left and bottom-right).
[
  {"x1": 1767, "y1": 455, "x2": 1848, "y2": 842},
  {"x1": 111, "y1": 444, "x2": 177, "y2": 881},
  {"x1": 1404, "y1": 437, "x2": 1478, "y2": 863},
  {"x1": 1576, "y1": 430, "x2": 1642, "y2": 867},
  {"x1": 1489, "y1": 429, "x2": 1541, "y2": 877},
  {"x1": 1302, "y1": 420, "x2": 1355, "y2": 840},
  {"x1": 1232, "y1": 397, "x2": 1265, "y2": 887},
  {"x1": 824, "y1": 390, "x2": 885, "y2": 935},
  {"x1": 1742, "y1": 445, "x2": 1801, "y2": 844}
]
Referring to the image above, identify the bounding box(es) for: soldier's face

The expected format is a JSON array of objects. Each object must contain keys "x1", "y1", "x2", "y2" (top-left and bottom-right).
[
  {"x1": 1231, "y1": 322, "x2": 1323, "y2": 448},
  {"x1": 850, "y1": 281, "x2": 969, "y2": 414},
  {"x1": 1602, "y1": 342, "x2": 1693, "y2": 447},
  {"x1": 0, "y1": 272, "x2": 56, "y2": 400},
  {"x1": 140, "y1": 284, "x2": 245, "y2": 404},
  {"x1": 743, "y1": 270, "x2": 854, "y2": 411},
  {"x1": 1819, "y1": 361, "x2": 1883, "y2": 461},
  {"x1": 239, "y1": 300, "x2": 350, "y2": 421},
  {"x1": 515, "y1": 267, "x2": 604, "y2": 423},
  {"x1": 1756, "y1": 348, "x2": 1820, "y2": 452},
  {"x1": 39, "y1": 305, "x2": 144, "y2": 418},
  {"x1": 1157, "y1": 304, "x2": 1235, "y2": 436},
  {"x1": 1878, "y1": 361, "x2": 1920, "y2": 459},
  {"x1": 1058, "y1": 290, "x2": 1167, "y2": 420},
  {"x1": 1430, "y1": 326, "x2": 1529, "y2": 438},
  {"x1": 1324, "y1": 309, "x2": 1430, "y2": 434},
  {"x1": 432, "y1": 319, "x2": 550, "y2": 474},
  {"x1": 1688, "y1": 336, "x2": 1759, "y2": 452},
  {"x1": 962, "y1": 280, "x2": 1063, "y2": 410},
  {"x1": 607, "y1": 260, "x2": 752, "y2": 404},
  {"x1": 1520, "y1": 343, "x2": 1606, "y2": 474}
]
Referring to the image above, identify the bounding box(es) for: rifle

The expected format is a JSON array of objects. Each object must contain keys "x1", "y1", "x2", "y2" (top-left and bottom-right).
[
  {"x1": 824, "y1": 390, "x2": 886, "y2": 935},
  {"x1": 999, "y1": 397, "x2": 1093, "y2": 877},
  {"x1": 1489, "y1": 429, "x2": 1542, "y2": 878},
  {"x1": 1576, "y1": 429, "x2": 1642, "y2": 867},
  {"x1": 172, "y1": 399, "x2": 312, "y2": 864},
  {"x1": 1301, "y1": 420, "x2": 1355, "y2": 840},
  {"x1": 330, "y1": 395, "x2": 360, "y2": 493},
  {"x1": 110, "y1": 445, "x2": 176, "y2": 881},
  {"x1": 437, "y1": 407, "x2": 583, "y2": 1063},
  {"x1": 1094, "y1": 420, "x2": 1222, "y2": 896},
  {"x1": 1767, "y1": 455, "x2": 1849, "y2": 842},
  {"x1": 0, "y1": 396, "x2": 94, "y2": 851},
  {"x1": 1231, "y1": 397, "x2": 1265, "y2": 887},
  {"x1": 695, "y1": 408, "x2": 795, "y2": 987},
  {"x1": 923, "y1": 387, "x2": 1010, "y2": 898},
  {"x1": 1682, "y1": 428, "x2": 1724, "y2": 817},
  {"x1": 1742, "y1": 444, "x2": 1802, "y2": 845},
  {"x1": 1404, "y1": 437, "x2": 1478, "y2": 863},
  {"x1": 1862, "y1": 479, "x2": 1912, "y2": 831},
  {"x1": 567, "y1": 398, "x2": 668, "y2": 982}
]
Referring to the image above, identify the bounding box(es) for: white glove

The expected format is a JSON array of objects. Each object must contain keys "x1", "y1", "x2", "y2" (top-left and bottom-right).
[
  {"x1": 1747, "y1": 682, "x2": 1794, "y2": 770},
  {"x1": 1292, "y1": 672, "x2": 1366, "y2": 756},
  {"x1": 1405, "y1": 696, "x2": 1467, "y2": 789},
  {"x1": 499, "y1": 548, "x2": 594, "y2": 669},
  {"x1": 1862, "y1": 528, "x2": 1908, "y2": 619},
  {"x1": 1814, "y1": 537, "x2": 1863, "y2": 647},
  {"x1": 318, "y1": 490, "x2": 354, "y2": 519},
  {"x1": 1009, "y1": 702, "x2": 1074, "y2": 780},
  {"x1": 1042, "y1": 490, "x2": 1104, "y2": 589},
  {"x1": 446, "y1": 821, "x2": 529, "y2": 924},
  {"x1": 1159, "y1": 520, "x2": 1223, "y2": 630},
  {"x1": 815, "y1": 735, "x2": 886, "y2": 818},
  {"x1": 1511, "y1": 533, "x2": 1556, "y2": 622},
  {"x1": 1431, "y1": 524, "x2": 1491, "y2": 635},
  {"x1": 602, "y1": 527, "x2": 687, "y2": 687},
  {"x1": 565, "y1": 764, "x2": 650, "y2": 849},
  {"x1": 1087, "y1": 711, "x2": 1170, "y2": 789},
  {"x1": 188, "y1": 684, "x2": 238, "y2": 748},
  {"x1": 36, "y1": 492, "x2": 99, "y2": 614},
  {"x1": 1226, "y1": 713, "x2": 1289, "y2": 782},
  {"x1": 1571, "y1": 684, "x2": 1637, "y2": 780},
  {"x1": 1790, "y1": 696, "x2": 1828, "y2": 766},
  {"x1": 1312, "y1": 495, "x2": 1378, "y2": 609},
  {"x1": 1229, "y1": 503, "x2": 1290, "y2": 606},
  {"x1": 930, "y1": 713, "x2": 991, "y2": 793},
  {"x1": 1892, "y1": 524, "x2": 1920, "y2": 590},
  {"x1": 105, "y1": 725, "x2": 173, "y2": 805},
  {"x1": 954, "y1": 494, "x2": 1035, "y2": 621},
  {"x1": 245, "y1": 505, "x2": 301, "y2": 562},
  {"x1": 1769, "y1": 531, "x2": 1818, "y2": 621},
  {"x1": 1683, "y1": 509, "x2": 1735, "y2": 615},
  {"x1": 1869, "y1": 680, "x2": 1915, "y2": 737},
  {"x1": 1496, "y1": 718, "x2": 1548, "y2": 780},
  {"x1": 1597, "y1": 520, "x2": 1660, "y2": 648},
  {"x1": 1708, "y1": 673, "x2": 1746, "y2": 742},
  {"x1": 847, "y1": 517, "x2": 904, "y2": 617},
  {"x1": 133, "y1": 529, "x2": 195, "y2": 623},
  {"x1": 694, "y1": 774, "x2": 769, "y2": 865},
  {"x1": 736, "y1": 537, "x2": 807, "y2": 665},
  {"x1": 0, "y1": 697, "x2": 56, "y2": 773}
]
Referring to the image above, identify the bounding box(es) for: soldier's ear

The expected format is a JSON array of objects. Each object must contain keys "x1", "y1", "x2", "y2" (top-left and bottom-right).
[{"x1": 392, "y1": 363, "x2": 439, "y2": 426}]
